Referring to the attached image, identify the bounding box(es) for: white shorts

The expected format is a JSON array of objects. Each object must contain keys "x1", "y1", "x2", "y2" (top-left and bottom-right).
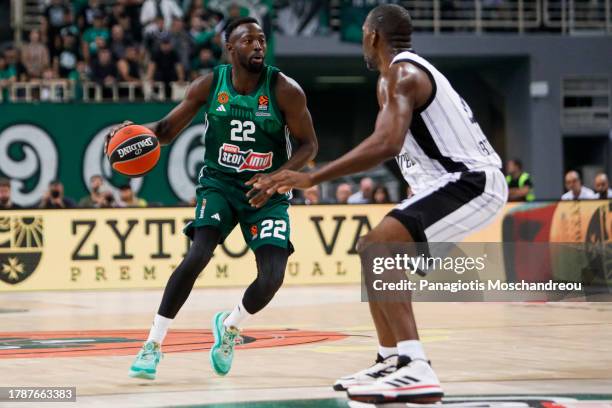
[{"x1": 388, "y1": 168, "x2": 508, "y2": 242}]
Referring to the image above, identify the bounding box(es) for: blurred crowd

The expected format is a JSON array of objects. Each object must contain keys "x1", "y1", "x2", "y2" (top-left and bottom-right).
[
  {"x1": 505, "y1": 158, "x2": 611, "y2": 202},
  {"x1": 0, "y1": 173, "x2": 399, "y2": 210},
  {"x1": 1, "y1": 163, "x2": 610, "y2": 210},
  {"x1": 0, "y1": 0, "x2": 241, "y2": 100}
]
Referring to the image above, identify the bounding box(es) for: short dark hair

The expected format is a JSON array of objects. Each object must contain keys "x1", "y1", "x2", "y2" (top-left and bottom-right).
[
  {"x1": 224, "y1": 17, "x2": 260, "y2": 43},
  {"x1": 510, "y1": 158, "x2": 523, "y2": 169},
  {"x1": 119, "y1": 184, "x2": 132, "y2": 191},
  {"x1": 367, "y1": 4, "x2": 412, "y2": 51},
  {"x1": 0, "y1": 177, "x2": 10, "y2": 187}
]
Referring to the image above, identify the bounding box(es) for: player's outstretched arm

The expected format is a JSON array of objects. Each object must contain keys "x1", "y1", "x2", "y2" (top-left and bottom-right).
[
  {"x1": 308, "y1": 64, "x2": 419, "y2": 184},
  {"x1": 246, "y1": 73, "x2": 318, "y2": 207},
  {"x1": 147, "y1": 73, "x2": 214, "y2": 145},
  {"x1": 253, "y1": 64, "x2": 421, "y2": 195}
]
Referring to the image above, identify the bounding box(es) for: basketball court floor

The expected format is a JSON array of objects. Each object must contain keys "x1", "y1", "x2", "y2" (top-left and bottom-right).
[{"x1": 1, "y1": 285, "x2": 611, "y2": 407}]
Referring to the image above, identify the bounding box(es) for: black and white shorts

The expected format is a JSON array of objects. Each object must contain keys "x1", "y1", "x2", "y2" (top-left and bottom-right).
[{"x1": 388, "y1": 168, "x2": 508, "y2": 242}]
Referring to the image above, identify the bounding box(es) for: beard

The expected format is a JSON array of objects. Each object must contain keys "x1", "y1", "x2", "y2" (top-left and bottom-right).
[
  {"x1": 238, "y1": 53, "x2": 264, "y2": 73},
  {"x1": 0, "y1": 197, "x2": 9, "y2": 206}
]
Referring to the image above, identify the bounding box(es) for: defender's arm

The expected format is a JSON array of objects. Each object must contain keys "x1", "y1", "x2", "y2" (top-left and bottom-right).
[{"x1": 254, "y1": 64, "x2": 421, "y2": 193}]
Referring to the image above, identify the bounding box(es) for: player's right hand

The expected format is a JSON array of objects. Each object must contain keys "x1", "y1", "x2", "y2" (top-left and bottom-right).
[{"x1": 104, "y1": 120, "x2": 133, "y2": 155}]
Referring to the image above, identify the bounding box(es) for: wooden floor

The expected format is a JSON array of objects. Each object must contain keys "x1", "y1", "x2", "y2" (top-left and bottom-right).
[{"x1": 1, "y1": 286, "x2": 612, "y2": 408}]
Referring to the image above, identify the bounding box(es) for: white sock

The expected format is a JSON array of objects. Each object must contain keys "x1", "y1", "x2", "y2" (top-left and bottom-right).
[
  {"x1": 397, "y1": 340, "x2": 427, "y2": 361},
  {"x1": 146, "y1": 314, "x2": 173, "y2": 345},
  {"x1": 378, "y1": 345, "x2": 397, "y2": 359},
  {"x1": 224, "y1": 302, "x2": 252, "y2": 329}
]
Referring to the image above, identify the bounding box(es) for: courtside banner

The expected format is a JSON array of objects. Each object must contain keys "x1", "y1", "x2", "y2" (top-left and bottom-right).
[
  {"x1": 0, "y1": 205, "x2": 392, "y2": 291},
  {"x1": 1, "y1": 200, "x2": 608, "y2": 291}
]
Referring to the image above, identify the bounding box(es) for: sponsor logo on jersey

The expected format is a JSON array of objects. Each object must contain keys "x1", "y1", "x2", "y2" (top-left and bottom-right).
[
  {"x1": 216, "y1": 105, "x2": 226, "y2": 112},
  {"x1": 217, "y1": 91, "x2": 229, "y2": 105},
  {"x1": 218, "y1": 143, "x2": 273, "y2": 172},
  {"x1": 396, "y1": 153, "x2": 416, "y2": 169},
  {"x1": 250, "y1": 225, "x2": 258, "y2": 238},
  {"x1": 211, "y1": 213, "x2": 221, "y2": 221}
]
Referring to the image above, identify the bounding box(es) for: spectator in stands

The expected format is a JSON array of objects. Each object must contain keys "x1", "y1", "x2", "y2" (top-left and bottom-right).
[
  {"x1": 82, "y1": 10, "x2": 111, "y2": 62},
  {"x1": 303, "y1": 185, "x2": 321, "y2": 205},
  {"x1": 170, "y1": 18, "x2": 193, "y2": 73},
  {"x1": 21, "y1": 30, "x2": 50, "y2": 80},
  {"x1": 118, "y1": 44, "x2": 142, "y2": 82},
  {"x1": 561, "y1": 170, "x2": 597, "y2": 200},
  {"x1": 147, "y1": 34, "x2": 184, "y2": 95},
  {"x1": 78, "y1": 174, "x2": 107, "y2": 208},
  {"x1": 78, "y1": 0, "x2": 106, "y2": 31},
  {"x1": 53, "y1": 29, "x2": 79, "y2": 79},
  {"x1": 110, "y1": 25, "x2": 132, "y2": 60},
  {"x1": 39, "y1": 180, "x2": 76, "y2": 209},
  {"x1": 3, "y1": 47, "x2": 27, "y2": 82},
  {"x1": 90, "y1": 47, "x2": 118, "y2": 86},
  {"x1": 190, "y1": 47, "x2": 217, "y2": 79},
  {"x1": 0, "y1": 178, "x2": 20, "y2": 210},
  {"x1": 117, "y1": 184, "x2": 147, "y2": 207},
  {"x1": 0, "y1": 55, "x2": 16, "y2": 99},
  {"x1": 372, "y1": 185, "x2": 391, "y2": 204},
  {"x1": 143, "y1": 16, "x2": 166, "y2": 51},
  {"x1": 594, "y1": 173, "x2": 612, "y2": 199},
  {"x1": 348, "y1": 177, "x2": 374, "y2": 204},
  {"x1": 334, "y1": 183, "x2": 352, "y2": 204},
  {"x1": 120, "y1": 0, "x2": 144, "y2": 43},
  {"x1": 140, "y1": 0, "x2": 183, "y2": 32},
  {"x1": 39, "y1": 68, "x2": 62, "y2": 101},
  {"x1": 99, "y1": 191, "x2": 117, "y2": 208},
  {"x1": 108, "y1": 2, "x2": 127, "y2": 28},
  {"x1": 506, "y1": 158, "x2": 535, "y2": 202},
  {"x1": 42, "y1": 0, "x2": 71, "y2": 57}
]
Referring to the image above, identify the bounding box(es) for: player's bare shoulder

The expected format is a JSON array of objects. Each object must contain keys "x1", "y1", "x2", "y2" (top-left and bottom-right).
[
  {"x1": 274, "y1": 72, "x2": 307, "y2": 112},
  {"x1": 185, "y1": 72, "x2": 216, "y2": 104},
  {"x1": 386, "y1": 61, "x2": 432, "y2": 107}
]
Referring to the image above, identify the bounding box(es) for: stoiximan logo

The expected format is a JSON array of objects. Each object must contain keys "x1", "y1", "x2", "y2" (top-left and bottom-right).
[{"x1": 0, "y1": 217, "x2": 43, "y2": 285}]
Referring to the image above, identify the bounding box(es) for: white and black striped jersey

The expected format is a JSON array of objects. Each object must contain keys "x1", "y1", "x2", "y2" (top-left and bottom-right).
[{"x1": 392, "y1": 51, "x2": 502, "y2": 193}]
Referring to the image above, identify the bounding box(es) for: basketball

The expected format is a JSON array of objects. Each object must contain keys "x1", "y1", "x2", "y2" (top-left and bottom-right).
[{"x1": 106, "y1": 124, "x2": 161, "y2": 177}]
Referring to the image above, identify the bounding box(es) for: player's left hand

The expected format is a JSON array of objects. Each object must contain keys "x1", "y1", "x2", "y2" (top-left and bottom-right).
[
  {"x1": 249, "y1": 170, "x2": 314, "y2": 205},
  {"x1": 246, "y1": 173, "x2": 275, "y2": 208}
]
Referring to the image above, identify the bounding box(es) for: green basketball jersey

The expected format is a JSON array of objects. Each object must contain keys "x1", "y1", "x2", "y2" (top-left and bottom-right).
[{"x1": 202, "y1": 64, "x2": 291, "y2": 181}]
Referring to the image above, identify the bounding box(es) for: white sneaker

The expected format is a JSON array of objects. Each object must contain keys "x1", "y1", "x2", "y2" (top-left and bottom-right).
[
  {"x1": 333, "y1": 354, "x2": 397, "y2": 391},
  {"x1": 347, "y1": 356, "x2": 443, "y2": 403}
]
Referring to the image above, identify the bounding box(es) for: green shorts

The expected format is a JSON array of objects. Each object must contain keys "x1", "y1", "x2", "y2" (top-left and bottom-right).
[{"x1": 183, "y1": 169, "x2": 292, "y2": 252}]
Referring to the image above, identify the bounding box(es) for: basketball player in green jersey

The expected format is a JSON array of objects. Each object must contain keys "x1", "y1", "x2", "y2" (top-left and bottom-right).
[{"x1": 120, "y1": 17, "x2": 318, "y2": 379}]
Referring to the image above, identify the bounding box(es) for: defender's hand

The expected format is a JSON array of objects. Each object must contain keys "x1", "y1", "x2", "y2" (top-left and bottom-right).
[
  {"x1": 104, "y1": 120, "x2": 133, "y2": 155},
  {"x1": 246, "y1": 173, "x2": 275, "y2": 208},
  {"x1": 252, "y1": 170, "x2": 314, "y2": 196}
]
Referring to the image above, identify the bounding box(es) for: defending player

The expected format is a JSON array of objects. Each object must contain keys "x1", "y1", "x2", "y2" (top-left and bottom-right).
[
  {"x1": 117, "y1": 17, "x2": 318, "y2": 379},
  {"x1": 252, "y1": 5, "x2": 508, "y2": 403}
]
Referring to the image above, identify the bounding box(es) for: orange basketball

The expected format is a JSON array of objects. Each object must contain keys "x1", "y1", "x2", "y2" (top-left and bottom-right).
[{"x1": 106, "y1": 124, "x2": 160, "y2": 177}]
